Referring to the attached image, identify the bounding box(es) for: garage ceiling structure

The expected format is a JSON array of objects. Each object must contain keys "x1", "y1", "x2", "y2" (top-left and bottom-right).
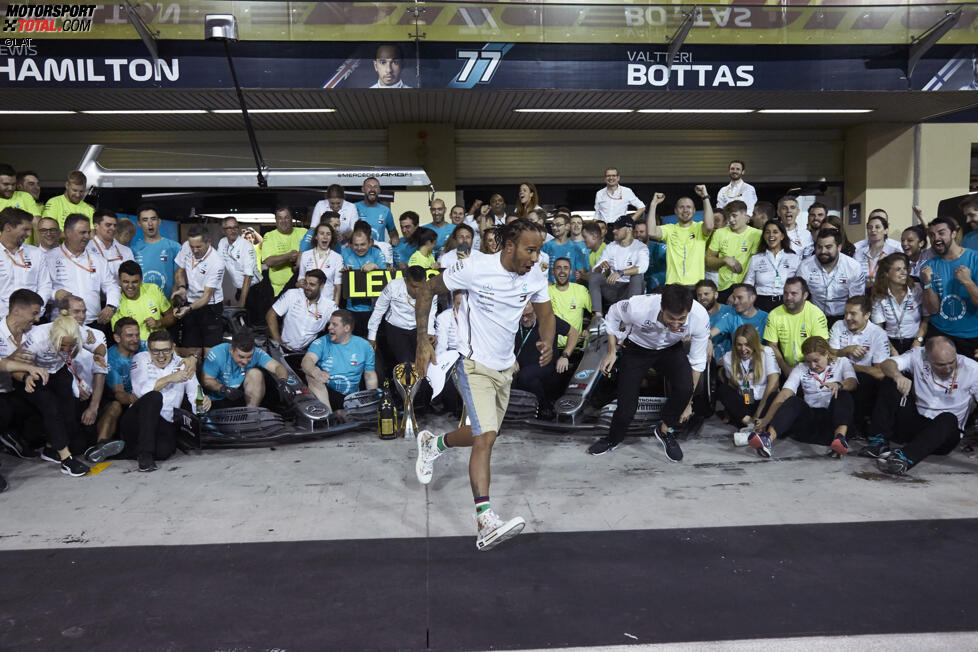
[{"x1": 1, "y1": 88, "x2": 977, "y2": 131}]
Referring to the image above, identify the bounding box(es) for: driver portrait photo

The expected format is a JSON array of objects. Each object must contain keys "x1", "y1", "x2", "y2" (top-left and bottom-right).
[{"x1": 370, "y1": 43, "x2": 411, "y2": 88}]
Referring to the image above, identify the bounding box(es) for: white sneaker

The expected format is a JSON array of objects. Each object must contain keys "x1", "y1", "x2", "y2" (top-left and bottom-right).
[
  {"x1": 414, "y1": 429, "x2": 442, "y2": 485},
  {"x1": 476, "y1": 509, "x2": 526, "y2": 551}
]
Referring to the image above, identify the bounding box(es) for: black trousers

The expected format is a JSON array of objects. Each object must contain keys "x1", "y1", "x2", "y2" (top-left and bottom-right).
[
  {"x1": 0, "y1": 391, "x2": 44, "y2": 448},
  {"x1": 868, "y1": 377, "x2": 961, "y2": 467},
  {"x1": 15, "y1": 367, "x2": 87, "y2": 455},
  {"x1": 384, "y1": 324, "x2": 417, "y2": 367},
  {"x1": 514, "y1": 362, "x2": 561, "y2": 406},
  {"x1": 715, "y1": 383, "x2": 775, "y2": 424},
  {"x1": 768, "y1": 391, "x2": 854, "y2": 445},
  {"x1": 852, "y1": 372, "x2": 880, "y2": 428},
  {"x1": 890, "y1": 337, "x2": 917, "y2": 354},
  {"x1": 352, "y1": 311, "x2": 371, "y2": 339},
  {"x1": 926, "y1": 323, "x2": 978, "y2": 359},
  {"x1": 119, "y1": 392, "x2": 178, "y2": 460},
  {"x1": 609, "y1": 340, "x2": 693, "y2": 443},
  {"x1": 755, "y1": 294, "x2": 782, "y2": 313},
  {"x1": 825, "y1": 314, "x2": 844, "y2": 329}
]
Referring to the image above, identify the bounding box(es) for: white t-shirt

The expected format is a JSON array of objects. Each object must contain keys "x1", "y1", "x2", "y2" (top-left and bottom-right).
[
  {"x1": 893, "y1": 349, "x2": 978, "y2": 430},
  {"x1": 786, "y1": 226, "x2": 814, "y2": 259},
  {"x1": 441, "y1": 250, "x2": 549, "y2": 371},
  {"x1": 871, "y1": 285, "x2": 925, "y2": 339},
  {"x1": 783, "y1": 357, "x2": 857, "y2": 409},
  {"x1": 604, "y1": 294, "x2": 711, "y2": 372},
  {"x1": 721, "y1": 345, "x2": 779, "y2": 400},
  {"x1": 797, "y1": 254, "x2": 866, "y2": 317},
  {"x1": 743, "y1": 250, "x2": 801, "y2": 297},
  {"x1": 272, "y1": 288, "x2": 338, "y2": 351},
  {"x1": 366, "y1": 277, "x2": 436, "y2": 340},
  {"x1": 0, "y1": 242, "x2": 53, "y2": 318},
  {"x1": 218, "y1": 236, "x2": 261, "y2": 289},
  {"x1": 176, "y1": 245, "x2": 225, "y2": 304},
  {"x1": 434, "y1": 307, "x2": 460, "y2": 359},
  {"x1": 310, "y1": 199, "x2": 359, "y2": 238},
  {"x1": 49, "y1": 245, "x2": 122, "y2": 323},
  {"x1": 130, "y1": 350, "x2": 200, "y2": 423},
  {"x1": 594, "y1": 185, "x2": 645, "y2": 224},
  {"x1": 829, "y1": 320, "x2": 891, "y2": 367},
  {"x1": 852, "y1": 239, "x2": 902, "y2": 284},
  {"x1": 297, "y1": 248, "x2": 344, "y2": 298},
  {"x1": 716, "y1": 180, "x2": 758, "y2": 215},
  {"x1": 596, "y1": 240, "x2": 650, "y2": 283},
  {"x1": 86, "y1": 237, "x2": 134, "y2": 281}
]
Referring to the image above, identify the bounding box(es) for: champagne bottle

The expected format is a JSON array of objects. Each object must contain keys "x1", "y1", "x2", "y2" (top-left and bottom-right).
[
  {"x1": 195, "y1": 384, "x2": 207, "y2": 415},
  {"x1": 378, "y1": 381, "x2": 397, "y2": 440}
]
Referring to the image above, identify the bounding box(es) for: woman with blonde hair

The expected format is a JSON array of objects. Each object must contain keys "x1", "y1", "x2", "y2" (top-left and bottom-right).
[
  {"x1": 16, "y1": 315, "x2": 106, "y2": 476},
  {"x1": 515, "y1": 182, "x2": 541, "y2": 219},
  {"x1": 749, "y1": 336, "x2": 857, "y2": 459},
  {"x1": 870, "y1": 252, "x2": 928, "y2": 354},
  {"x1": 716, "y1": 324, "x2": 780, "y2": 430}
]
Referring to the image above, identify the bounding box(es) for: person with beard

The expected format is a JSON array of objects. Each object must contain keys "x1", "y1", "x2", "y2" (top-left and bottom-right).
[
  {"x1": 920, "y1": 216, "x2": 978, "y2": 357},
  {"x1": 959, "y1": 195, "x2": 978, "y2": 252},
  {"x1": 549, "y1": 257, "x2": 591, "y2": 349},
  {"x1": 449, "y1": 203, "x2": 481, "y2": 252},
  {"x1": 716, "y1": 160, "x2": 757, "y2": 216},
  {"x1": 796, "y1": 229, "x2": 866, "y2": 327},
  {"x1": 355, "y1": 177, "x2": 398, "y2": 245},
  {"x1": 0, "y1": 207, "x2": 52, "y2": 319},
  {"x1": 589, "y1": 215, "x2": 649, "y2": 320},
  {"x1": 96, "y1": 317, "x2": 145, "y2": 448},
  {"x1": 542, "y1": 214, "x2": 587, "y2": 284},
  {"x1": 806, "y1": 202, "x2": 828, "y2": 240},
  {"x1": 900, "y1": 224, "x2": 934, "y2": 278},
  {"x1": 696, "y1": 279, "x2": 735, "y2": 360},
  {"x1": 267, "y1": 269, "x2": 338, "y2": 353},
  {"x1": 763, "y1": 276, "x2": 829, "y2": 377}
]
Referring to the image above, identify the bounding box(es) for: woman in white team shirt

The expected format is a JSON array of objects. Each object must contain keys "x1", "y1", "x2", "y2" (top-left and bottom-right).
[
  {"x1": 743, "y1": 220, "x2": 801, "y2": 313},
  {"x1": 870, "y1": 253, "x2": 928, "y2": 354},
  {"x1": 297, "y1": 224, "x2": 344, "y2": 305},
  {"x1": 853, "y1": 212, "x2": 902, "y2": 289},
  {"x1": 750, "y1": 336, "x2": 857, "y2": 459},
  {"x1": 716, "y1": 324, "x2": 780, "y2": 432}
]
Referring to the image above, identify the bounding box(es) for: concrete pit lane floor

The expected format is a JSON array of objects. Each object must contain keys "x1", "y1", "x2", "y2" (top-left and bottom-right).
[{"x1": 2, "y1": 414, "x2": 977, "y2": 650}]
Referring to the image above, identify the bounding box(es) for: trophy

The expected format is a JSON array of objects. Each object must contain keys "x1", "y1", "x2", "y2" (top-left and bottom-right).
[{"x1": 392, "y1": 362, "x2": 421, "y2": 439}]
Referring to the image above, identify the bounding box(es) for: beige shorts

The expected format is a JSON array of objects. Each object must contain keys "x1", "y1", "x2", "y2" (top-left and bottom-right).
[{"x1": 454, "y1": 358, "x2": 515, "y2": 435}]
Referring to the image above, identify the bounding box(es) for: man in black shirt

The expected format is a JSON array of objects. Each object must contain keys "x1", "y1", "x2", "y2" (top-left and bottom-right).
[{"x1": 513, "y1": 303, "x2": 579, "y2": 420}]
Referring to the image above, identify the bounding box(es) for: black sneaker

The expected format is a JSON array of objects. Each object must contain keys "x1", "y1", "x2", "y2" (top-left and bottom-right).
[
  {"x1": 40, "y1": 447, "x2": 61, "y2": 463},
  {"x1": 85, "y1": 439, "x2": 125, "y2": 464},
  {"x1": 654, "y1": 424, "x2": 683, "y2": 462},
  {"x1": 60, "y1": 455, "x2": 89, "y2": 477},
  {"x1": 0, "y1": 431, "x2": 38, "y2": 459},
  {"x1": 587, "y1": 437, "x2": 620, "y2": 456},
  {"x1": 138, "y1": 453, "x2": 158, "y2": 473},
  {"x1": 858, "y1": 436, "x2": 890, "y2": 459}
]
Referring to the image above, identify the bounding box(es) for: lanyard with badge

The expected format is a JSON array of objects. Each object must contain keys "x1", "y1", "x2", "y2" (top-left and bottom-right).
[
  {"x1": 313, "y1": 248, "x2": 331, "y2": 270},
  {"x1": 190, "y1": 248, "x2": 212, "y2": 271},
  {"x1": 725, "y1": 180, "x2": 744, "y2": 200},
  {"x1": 766, "y1": 251, "x2": 784, "y2": 288},
  {"x1": 61, "y1": 245, "x2": 95, "y2": 273},
  {"x1": 887, "y1": 289, "x2": 913, "y2": 331},
  {"x1": 739, "y1": 358, "x2": 753, "y2": 404},
  {"x1": 516, "y1": 325, "x2": 535, "y2": 357},
  {"x1": 60, "y1": 351, "x2": 92, "y2": 395},
  {"x1": 807, "y1": 364, "x2": 833, "y2": 390},
  {"x1": 932, "y1": 365, "x2": 958, "y2": 395},
  {"x1": 3, "y1": 246, "x2": 29, "y2": 269},
  {"x1": 94, "y1": 239, "x2": 123, "y2": 262},
  {"x1": 306, "y1": 299, "x2": 322, "y2": 320}
]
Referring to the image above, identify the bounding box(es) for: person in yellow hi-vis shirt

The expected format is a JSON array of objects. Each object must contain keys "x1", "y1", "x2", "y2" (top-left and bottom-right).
[
  {"x1": 644, "y1": 185, "x2": 716, "y2": 287},
  {"x1": 112, "y1": 260, "x2": 176, "y2": 342},
  {"x1": 549, "y1": 256, "x2": 591, "y2": 349},
  {"x1": 706, "y1": 199, "x2": 762, "y2": 303},
  {"x1": 0, "y1": 164, "x2": 42, "y2": 244},
  {"x1": 763, "y1": 276, "x2": 829, "y2": 377},
  {"x1": 43, "y1": 170, "x2": 94, "y2": 230},
  {"x1": 261, "y1": 206, "x2": 307, "y2": 297}
]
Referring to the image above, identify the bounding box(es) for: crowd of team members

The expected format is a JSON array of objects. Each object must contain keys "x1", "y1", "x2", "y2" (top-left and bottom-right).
[{"x1": 1, "y1": 160, "x2": 977, "y2": 495}]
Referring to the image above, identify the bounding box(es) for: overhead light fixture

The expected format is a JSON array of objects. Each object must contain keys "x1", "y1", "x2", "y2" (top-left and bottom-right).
[
  {"x1": 637, "y1": 109, "x2": 755, "y2": 114},
  {"x1": 81, "y1": 109, "x2": 208, "y2": 114},
  {"x1": 0, "y1": 110, "x2": 77, "y2": 115},
  {"x1": 513, "y1": 108, "x2": 634, "y2": 114},
  {"x1": 757, "y1": 109, "x2": 874, "y2": 114},
  {"x1": 210, "y1": 108, "x2": 336, "y2": 114}
]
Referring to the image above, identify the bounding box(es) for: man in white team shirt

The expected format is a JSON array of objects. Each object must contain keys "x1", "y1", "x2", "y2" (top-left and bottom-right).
[
  {"x1": 716, "y1": 160, "x2": 757, "y2": 216},
  {"x1": 797, "y1": 229, "x2": 866, "y2": 327},
  {"x1": 411, "y1": 220, "x2": 555, "y2": 551},
  {"x1": 865, "y1": 336, "x2": 978, "y2": 474},
  {"x1": 173, "y1": 225, "x2": 225, "y2": 359},
  {"x1": 777, "y1": 196, "x2": 813, "y2": 258},
  {"x1": 217, "y1": 216, "x2": 261, "y2": 309},
  {"x1": 586, "y1": 285, "x2": 709, "y2": 462},
  {"x1": 310, "y1": 184, "x2": 359, "y2": 241},
  {"x1": 588, "y1": 214, "x2": 649, "y2": 319},
  {"x1": 50, "y1": 213, "x2": 120, "y2": 328},
  {"x1": 366, "y1": 268, "x2": 436, "y2": 369},
  {"x1": 86, "y1": 209, "x2": 134, "y2": 281},
  {"x1": 594, "y1": 167, "x2": 645, "y2": 225},
  {"x1": 0, "y1": 207, "x2": 52, "y2": 319},
  {"x1": 829, "y1": 295, "x2": 891, "y2": 432},
  {"x1": 267, "y1": 269, "x2": 337, "y2": 352}
]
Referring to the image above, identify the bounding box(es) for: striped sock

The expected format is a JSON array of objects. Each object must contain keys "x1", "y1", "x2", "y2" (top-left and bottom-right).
[
  {"x1": 436, "y1": 435, "x2": 448, "y2": 451},
  {"x1": 474, "y1": 496, "x2": 491, "y2": 515}
]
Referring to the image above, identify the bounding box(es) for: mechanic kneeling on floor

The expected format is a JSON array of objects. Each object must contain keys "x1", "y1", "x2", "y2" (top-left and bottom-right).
[{"x1": 202, "y1": 330, "x2": 290, "y2": 410}]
